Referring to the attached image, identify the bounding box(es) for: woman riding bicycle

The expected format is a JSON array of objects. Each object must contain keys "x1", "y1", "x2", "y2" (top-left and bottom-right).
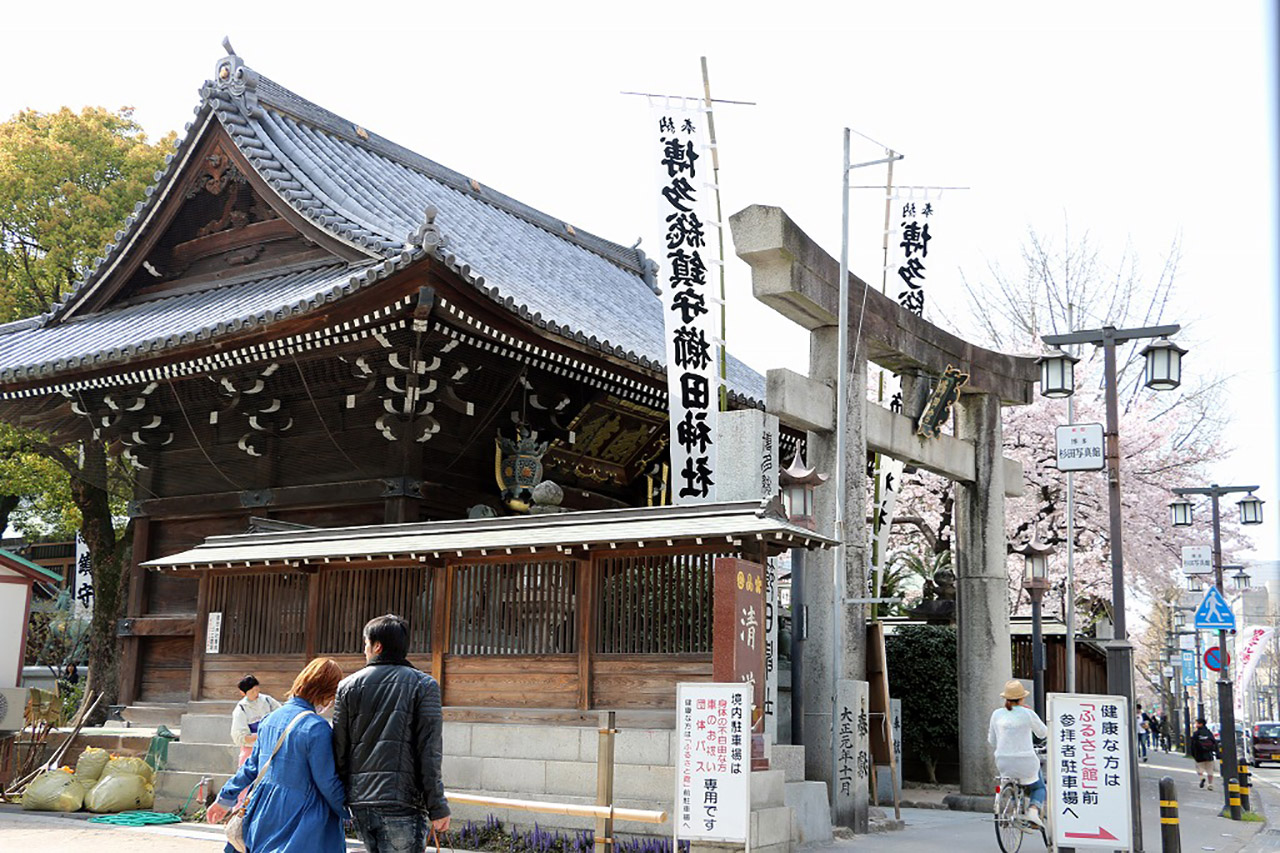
[{"x1": 989, "y1": 680, "x2": 1048, "y2": 827}]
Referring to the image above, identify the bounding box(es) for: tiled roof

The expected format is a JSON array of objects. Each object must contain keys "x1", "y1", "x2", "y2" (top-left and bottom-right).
[{"x1": 3, "y1": 52, "x2": 764, "y2": 404}]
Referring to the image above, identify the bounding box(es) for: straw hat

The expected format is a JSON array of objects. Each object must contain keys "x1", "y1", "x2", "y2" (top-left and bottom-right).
[{"x1": 1000, "y1": 680, "x2": 1030, "y2": 701}]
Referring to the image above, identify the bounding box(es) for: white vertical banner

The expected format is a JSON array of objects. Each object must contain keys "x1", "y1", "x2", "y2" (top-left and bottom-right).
[
  {"x1": 650, "y1": 98, "x2": 721, "y2": 504},
  {"x1": 887, "y1": 192, "x2": 940, "y2": 319},
  {"x1": 870, "y1": 455, "x2": 906, "y2": 595},
  {"x1": 1234, "y1": 625, "x2": 1274, "y2": 720},
  {"x1": 675, "y1": 682, "x2": 751, "y2": 843},
  {"x1": 72, "y1": 532, "x2": 94, "y2": 619}
]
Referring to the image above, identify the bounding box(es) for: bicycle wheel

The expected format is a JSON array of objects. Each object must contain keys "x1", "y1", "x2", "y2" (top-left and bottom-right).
[{"x1": 994, "y1": 785, "x2": 1024, "y2": 853}]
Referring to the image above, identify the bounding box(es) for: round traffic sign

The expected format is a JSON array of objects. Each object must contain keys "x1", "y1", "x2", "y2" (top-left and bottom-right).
[{"x1": 1205, "y1": 647, "x2": 1231, "y2": 672}]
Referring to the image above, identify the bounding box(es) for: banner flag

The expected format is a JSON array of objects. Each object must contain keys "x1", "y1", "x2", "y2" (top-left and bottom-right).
[{"x1": 1234, "y1": 625, "x2": 1274, "y2": 720}]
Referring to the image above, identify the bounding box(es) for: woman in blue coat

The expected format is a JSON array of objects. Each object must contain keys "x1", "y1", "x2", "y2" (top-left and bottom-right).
[{"x1": 207, "y1": 658, "x2": 347, "y2": 853}]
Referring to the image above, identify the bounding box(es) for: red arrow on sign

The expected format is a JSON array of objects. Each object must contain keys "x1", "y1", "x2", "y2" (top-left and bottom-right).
[{"x1": 1064, "y1": 827, "x2": 1119, "y2": 840}]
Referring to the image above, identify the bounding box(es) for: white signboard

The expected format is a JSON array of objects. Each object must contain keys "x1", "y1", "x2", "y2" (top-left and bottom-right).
[
  {"x1": 72, "y1": 533, "x2": 94, "y2": 619},
  {"x1": 205, "y1": 612, "x2": 223, "y2": 654},
  {"x1": 1048, "y1": 692, "x2": 1132, "y2": 849},
  {"x1": 675, "y1": 682, "x2": 750, "y2": 843},
  {"x1": 887, "y1": 194, "x2": 941, "y2": 318},
  {"x1": 1181, "y1": 545, "x2": 1213, "y2": 575},
  {"x1": 650, "y1": 99, "x2": 721, "y2": 505},
  {"x1": 1055, "y1": 424, "x2": 1105, "y2": 472}
]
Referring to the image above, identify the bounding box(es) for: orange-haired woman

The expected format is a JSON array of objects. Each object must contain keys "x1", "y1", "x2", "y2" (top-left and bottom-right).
[{"x1": 207, "y1": 658, "x2": 347, "y2": 852}]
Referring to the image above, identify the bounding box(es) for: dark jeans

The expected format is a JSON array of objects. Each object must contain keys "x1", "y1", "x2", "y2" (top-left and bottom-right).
[{"x1": 351, "y1": 806, "x2": 428, "y2": 853}]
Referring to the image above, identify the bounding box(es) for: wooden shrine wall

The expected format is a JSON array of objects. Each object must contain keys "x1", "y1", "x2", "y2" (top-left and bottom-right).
[{"x1": 185, "y1": 549, "x2": 734, "y2": 709}]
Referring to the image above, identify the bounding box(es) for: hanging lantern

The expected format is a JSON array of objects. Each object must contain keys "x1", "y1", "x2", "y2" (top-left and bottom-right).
[
  {"x1": 1036, "y1": 349, "x2": 1079, "y2": 399},
  {"x1": 1169, "y1": 496, "x2": 1194, "y2": 527},
  {"x1": 1140, "y1": 338, "x2": 1187, "y2": 391},
  {"x1": 1238, "y1": 493, "x2": 1264, "y2": 526},
  {"x1": 1174, "y1": 610, "x2": 1186, "y2": 629},
  {"x1": 1186, "y1": 575, "x2": 1203, "y2": 593},
  {"x1": 779, "y1": 454, "x2": 828, "y2": 532}
]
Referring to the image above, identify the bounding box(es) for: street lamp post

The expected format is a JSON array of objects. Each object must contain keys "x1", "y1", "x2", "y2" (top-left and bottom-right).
[
  {"x1": 1171, "y1": 484, "x2": 1266, "y2": 814},
  {"x1": 1041, "y1": 322, "x2": 1185, "y2": 851},
  {"x1": 780, "y1": 455, "x2": 828, "y2": 749},
  {"x1": 1016, "y1": 539, "x2": 1054, "y2": 719}
]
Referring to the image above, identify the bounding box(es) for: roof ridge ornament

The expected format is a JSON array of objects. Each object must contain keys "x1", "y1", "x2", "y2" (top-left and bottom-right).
[
  {"x1": 213, "y1": 36, "x2": 261, "y2": 118},
  {"x1": 411, "y1": 205, "x2": 449, "y2": 253}
]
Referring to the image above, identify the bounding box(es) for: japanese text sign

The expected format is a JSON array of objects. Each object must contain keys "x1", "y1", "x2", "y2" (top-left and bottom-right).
[
  {"x1": 1055, "y1": 424, "x2": 1105, "y2": 472},
  {"x1": 1181, "y1": 545, "x2": 1213, "y2": 575},
  {"x1": 888, "y1": 195, "x2": 939, "y2": 318},
  {"x1": 1048, "y1": 692, "x2": 1132, "y2": 849},
  {"x1": 205, "y1": 611, "x2": 223, "y2": 654},
  {"x1": 834, "y1": 679, "x2": 871, "y2": 827},
  {"x1": 650, "y1": 98, "x2": 721, "y2": 504},
  {"x1": 713, "y1": 558, "x2": 766, "y2": 712},
  {"x1": 675, "y1": 682, "x2": 750, "y2": 842},
  {"x1": 1181, "y1": 649, "x2": 1198, "y2": 686}
]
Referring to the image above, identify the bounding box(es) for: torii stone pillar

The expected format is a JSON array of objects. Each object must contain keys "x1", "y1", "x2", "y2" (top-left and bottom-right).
[
  {"x1": 954, "y1": 391, "x2": 1011, "y2": 793},
  {"x1": 730, "y1": 205, "x2": 1038, "y2": 808}
]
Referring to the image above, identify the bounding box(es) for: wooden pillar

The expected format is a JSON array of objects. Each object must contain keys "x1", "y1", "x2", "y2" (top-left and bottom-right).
[
  {"x1": 430, "y1": 564, "x2": 451, "y2": 687},
  {"x1": 576, "y1": 556, "x2": 596, "y2": 710},
  {"x1": 305, "y1": 569, "x2": 321, "y2": 660},
  {"x1": 190, "y1": 572, "x2": 210, "y2": 701},
  {"x1": 119, "y1": 514, "x2": 151, "y2": 706}
]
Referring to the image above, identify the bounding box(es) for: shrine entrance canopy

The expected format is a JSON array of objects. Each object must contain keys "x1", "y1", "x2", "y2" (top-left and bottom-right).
[{"x1": 144, "y1": 500, "x2": 833, "y2": 574}]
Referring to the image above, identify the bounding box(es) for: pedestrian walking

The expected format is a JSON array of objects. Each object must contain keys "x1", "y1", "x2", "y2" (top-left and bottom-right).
[
  {"x1": 1159, "y1": 713, "x2": 1171, "y2": 752},
  {"x1": 1191, "y1": 717, "x2": 1219, "y2": 791},
  {"x1": 206, "y1": 658, "x2": 347, "y2": 853},
  {"x1": 231, "y1": 674, "x2": 282, "y2": 767},
  {"x1": 1136, "y1": 703, "x2": 1150, "y2": 761},
  {"x1": 334, "y1": 614, "x2": 450, "y2": 853}
]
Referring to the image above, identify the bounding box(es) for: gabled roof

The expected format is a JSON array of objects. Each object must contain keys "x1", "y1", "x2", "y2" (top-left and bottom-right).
[
  {"x1": 0, "y1": 49, "x2": 764, "y2": 404},
  {"x1": 0, "y1": 548, "x2": 62, "y2": 583},
  {"x1": 144, "y1": 499, "x2": 834, "y2": 572}
]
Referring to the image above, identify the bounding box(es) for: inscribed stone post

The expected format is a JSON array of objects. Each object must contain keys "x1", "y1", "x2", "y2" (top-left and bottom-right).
[
  {"x1": 875, "y1": 698, "x2": 903, "y2": 803},
  {"x1": 715, "y1": 409, "x2": 780, "y2": 502},
  {"x1": 834, "y1": 679, "x2": 870, "y2": 829}
]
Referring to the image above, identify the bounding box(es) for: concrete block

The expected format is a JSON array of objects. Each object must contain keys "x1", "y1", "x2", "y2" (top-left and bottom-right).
[
  {"x1": 153, "y1": 769, "x2": 230, "y2": 813},
  {"x1": 767, "y1": 368, "x2": 834, "y2": 433},
  {"x1": 442, "y1": 755, "x2": 484, "y2": 790},
  {"x1": 784, "y1": 780, "x2": 831, "y2": 843},
  {"x1": 583, "y1": 728, "x2": 671, "y2": 766},
  {"x1": 167, "y1": 741, "x2": 239, "y2": 775},
  {"x1": 472, "y1": 723, "x2": 580, "y2": 761},
  {"x1": 178, "y1": 713, "x2": 234, "y2": 745},
  {"x1": 750, "y1": 770, "x2": 785, "y2": 809},
  {"x1": 613, "y1": 763, "x2": 673, "y2": 801},
  {"x1": 716, "y1": 409, "x2": 780, "y2": 501},
  {"x1": 751, "y1": 806, "x2": 793, "y2": 847},
  {"x1": 771, "y1": 745, "x2": 805, "y2": 783},
  {"x1": 481, "y1": 757, "x2": 545, "y2": 794},
  {"x1": 443, "y1": 722, "x2": 472, "y2": 755},
  {"x1": 544, "y1": 760, "x2": 597, "y2": 797}
]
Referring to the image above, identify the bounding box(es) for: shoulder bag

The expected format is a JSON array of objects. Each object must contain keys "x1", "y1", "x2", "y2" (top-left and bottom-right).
[{"x1": 226, "y1": 710, "x2": 314, "y2": 853}]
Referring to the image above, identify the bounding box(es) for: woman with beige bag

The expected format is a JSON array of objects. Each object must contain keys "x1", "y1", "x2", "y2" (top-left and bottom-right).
[{"x1": 206, "y1": 658, "x2": 347, "y2": 852}]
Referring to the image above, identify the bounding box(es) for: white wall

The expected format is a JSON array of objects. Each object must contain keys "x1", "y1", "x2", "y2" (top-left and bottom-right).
[{"x1": 0, "y1": 568, "x2": 30, "y2": 688}]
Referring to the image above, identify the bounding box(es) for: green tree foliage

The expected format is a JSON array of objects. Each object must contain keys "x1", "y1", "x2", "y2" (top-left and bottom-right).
[
  {"x1": 0, "y1": 106, "x2": 174, "y2": 320},
  {"x1": 0, "y1": 106, "x2": 173, "y2": 718},
  {"x1": 887, "y1": 625, "x2": 958, "y2": 783}
]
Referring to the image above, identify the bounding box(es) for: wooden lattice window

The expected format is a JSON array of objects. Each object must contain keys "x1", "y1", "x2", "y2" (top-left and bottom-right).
[
  {"x1": 594, "y1": 552, "x2": 721, "y2": 655},
  {"x1": 449, "y1": 560, "x2": 577, "y2": 655},
  {"x1": 208, "y1": 572, "x2": 309, "y2": 655},
  {"x1": 316, "y1": 565, "x2": 434, "y2": 655}
]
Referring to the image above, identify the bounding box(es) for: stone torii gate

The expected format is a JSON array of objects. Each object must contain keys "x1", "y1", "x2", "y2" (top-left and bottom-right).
[{"x1": 730, "y1": 205, "x2": 1039, "y2": 824}]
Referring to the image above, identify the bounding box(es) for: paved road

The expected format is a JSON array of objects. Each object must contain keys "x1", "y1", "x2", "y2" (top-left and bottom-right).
[{"x1": 0, "y1": 808, "x2": 225, "y2": 851}]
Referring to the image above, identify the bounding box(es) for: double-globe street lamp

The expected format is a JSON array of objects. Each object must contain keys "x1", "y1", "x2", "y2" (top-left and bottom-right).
[
  {"x1": 1037, "y1": 322, "x2": 1185, "y2": 851},
  {"x1": 1170, "y1": 485, "x2": 1265, "y2": 814}
]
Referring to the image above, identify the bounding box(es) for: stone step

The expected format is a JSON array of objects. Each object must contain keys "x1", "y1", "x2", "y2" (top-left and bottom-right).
[
  {"x1": 785, "y1": 780, "x2": 832, "y2": 843},
  {"x1": 751, "y1": 768, "x2": 786, "y2": 809},
  {"x1": 121, "y1": 704, "x2": 187, "y2": 728},
  {"x1": 179, "y1": 712, "x2": 235, "y2": 745},
  {"x1": 772, "y1": 744, "x2": 806, "y2": 782},
  {"x1": 153, "y1": 768, "x2": 231, "y2": 815},
  {"x1": 168, "y1": 740, "x2": 239, "y2": 775}
]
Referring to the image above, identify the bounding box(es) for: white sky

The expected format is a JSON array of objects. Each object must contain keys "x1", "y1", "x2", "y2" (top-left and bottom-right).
[{"x1": 3, "y1": 1, "x2": 1277, "y2": 559}]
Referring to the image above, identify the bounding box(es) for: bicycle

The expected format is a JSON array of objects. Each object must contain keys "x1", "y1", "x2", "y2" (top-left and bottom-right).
[{"x1": 994, "y1": 774, "x2": 1051, "y2": 853}]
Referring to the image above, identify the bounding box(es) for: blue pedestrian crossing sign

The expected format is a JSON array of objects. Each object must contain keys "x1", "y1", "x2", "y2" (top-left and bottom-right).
[{"x1": 1194, "y1": 586, "x2": 1235, "y2": 630}]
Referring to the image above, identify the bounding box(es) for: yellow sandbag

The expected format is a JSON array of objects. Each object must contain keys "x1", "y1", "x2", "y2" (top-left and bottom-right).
[
  {"x1": 84, "y1": 773, "x2": 150, "y2": 813},
  {"x1": 22, "y1": 769, "x2": 86, "y2": 812},
  {"x1": 75, "y1": 747, "x2": 111, "y2": 784},
  {"x1": 100, "y1": 756, "x2": 154, "y2": 783},
  {"x1": 139, "y1": 781, "x2": 155, "y2": 810}
]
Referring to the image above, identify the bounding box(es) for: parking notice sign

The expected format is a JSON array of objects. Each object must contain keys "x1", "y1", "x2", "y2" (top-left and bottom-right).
[{"x1": 1048, "y1": 693, "x2": 1132, "y2": 849}]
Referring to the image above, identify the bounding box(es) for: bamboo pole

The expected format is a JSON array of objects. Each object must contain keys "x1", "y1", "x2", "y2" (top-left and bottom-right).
[{"x1": 445, "y1": 791, "x2": 666, "y2": 824}]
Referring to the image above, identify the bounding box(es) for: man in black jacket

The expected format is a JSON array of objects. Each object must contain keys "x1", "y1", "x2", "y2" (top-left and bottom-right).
[
  {"x1": 1191, "y1": 717, "x2": 1219, "y2": 791},
  {"x1": 334, "y1": 614, "x2": 450, "y2": 852}
]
